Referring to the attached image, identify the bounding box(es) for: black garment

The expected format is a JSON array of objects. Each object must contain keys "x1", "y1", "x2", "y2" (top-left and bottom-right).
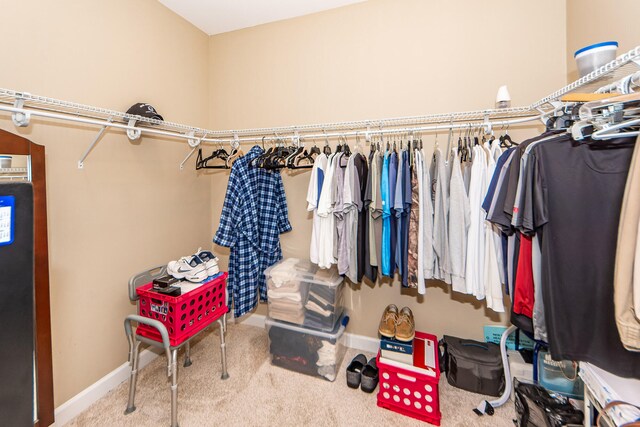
[
  {"x1": 269, "y1": 324, "x2": 321, "y2": 364},
  {"x1": 400, "y1": 150, "x2": 412, "y2": 287},
  {"x1": 363, "y1": 151, "x2": 377, "y2": 282},
  {"x1": 523, "y1": 135, "x2": 640, "y2": 378},
  {"x1": 489, "y1": 131, "x2": 560, "y2": 234},
  {"x1": 354, "y1": 154, "x2": 369, "y2": 282}
]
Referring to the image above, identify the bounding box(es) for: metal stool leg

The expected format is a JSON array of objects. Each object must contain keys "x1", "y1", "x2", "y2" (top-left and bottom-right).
[
  {"x1": 183, "y1": 341, "x2": 192, "y2": 368},
  {"x1": 222, "y1": 313, "x2": 227, "y2": 333},
  {"x1": 170, "y1": 349, "x2": 179, "y2": 427},
  {"x1": 218, "y1": 318, "x2": 229, "y2": 380},
  {"x1": 124, "y1": 341, "x2": 141, "y2": 415}
]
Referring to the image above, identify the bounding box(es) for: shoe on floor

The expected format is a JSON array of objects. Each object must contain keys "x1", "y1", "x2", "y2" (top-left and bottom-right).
[
  {"x1": 395, "y1": 306, "x2": 415, "y2": 342},
  {"x1": 360, "y1": 358, "x2": 379, "y2": 393},
  {"x1": 378, "y1": 304, "x2": 398, "y2": 338},
  {"x1": 346, "y1": 354, "x2": 367, "y2": 389},
  {"x1": 167, "y1": 255, "x2": 208, "y2": 283},
  {"x1": 196, "y1": 248, "x2": 220, "y2": 277}
]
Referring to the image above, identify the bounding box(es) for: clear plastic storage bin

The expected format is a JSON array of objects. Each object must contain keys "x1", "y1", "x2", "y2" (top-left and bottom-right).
[
  {"x1": 265, "y1": 258, "x2": 344, "y2": 332},
  {"x1": 266, "y1": 313, "x2": 349, "y2": 382}
]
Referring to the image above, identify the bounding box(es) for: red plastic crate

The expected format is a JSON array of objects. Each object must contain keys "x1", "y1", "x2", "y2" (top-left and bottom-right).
[
  {"x1": 377, "y1": 332, "x2": 442, "y2": 426},
  {"x1": 135, "y1": 272, "x2": 228, "y2": 347}
]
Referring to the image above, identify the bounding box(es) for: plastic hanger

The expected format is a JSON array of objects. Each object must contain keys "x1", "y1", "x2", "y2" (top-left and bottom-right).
[{"x1": 196, "y1": 144, "x2": 230, "y2": 170}]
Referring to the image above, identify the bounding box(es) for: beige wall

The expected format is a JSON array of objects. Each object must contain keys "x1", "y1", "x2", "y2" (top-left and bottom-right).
[
  {"x1": 209, "y1": 0, "x2": 567, "y2": 340},
  {"x1": 566, "y1": 0, "x2": 640, "y2": 81},
  {"x1": 0, "y1": 0, "x2": 210, "y2": 406}
]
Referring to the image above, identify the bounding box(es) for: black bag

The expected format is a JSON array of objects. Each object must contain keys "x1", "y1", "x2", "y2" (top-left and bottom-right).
[
  {"x1": 440, "y1": 335, "x2": 505, "y2": 397},
  {"x1": 513, "y1": 379, "x2": 583, "y2": 427}
]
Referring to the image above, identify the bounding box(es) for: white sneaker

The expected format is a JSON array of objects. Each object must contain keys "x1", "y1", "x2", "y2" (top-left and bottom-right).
[
  {"x1": 196, "y1": 249, "x2": 220, "y2": 277},
  {"x1": 167, "y1": 255, "x2": 208, "y2": 283}
]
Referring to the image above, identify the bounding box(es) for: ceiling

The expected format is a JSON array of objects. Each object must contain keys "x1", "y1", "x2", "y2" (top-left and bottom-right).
[{"x1": 158, "y1": 0, "x2": 367, "y2": 35}]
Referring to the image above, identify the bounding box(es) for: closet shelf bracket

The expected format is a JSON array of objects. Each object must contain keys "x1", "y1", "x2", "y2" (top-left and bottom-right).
[
  {"x1": 482, "y1": 114, "x2": 491, "y2": 134},
  {"x1": 12, "y1": 94, "x2": 30, "y2": 127},
  {"x1": 126, "y1": 119, "x2": 142, "y2": 141},
  {"x1": 78, "y1": 118, "x2": 113, "y2": 169},
  {"x1": 179, "y1": 131, "x2": 199, "y2": 170}
]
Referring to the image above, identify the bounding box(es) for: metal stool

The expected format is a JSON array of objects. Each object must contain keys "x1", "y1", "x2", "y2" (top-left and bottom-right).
[{"x1": 123, "y1": 265, "x2": 229, "y2": 427}]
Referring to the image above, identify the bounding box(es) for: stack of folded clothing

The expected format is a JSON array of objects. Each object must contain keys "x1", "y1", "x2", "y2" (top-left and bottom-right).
[
  {"x1": 269, "y1": 324, "x2": 321, "y2": 376},
  {"x1": 304, "y1": 270, "x2": 342, "y2": 330},
  {"x1": 267, "y1": 259, "x2": 308, "y2": 324},
  {"x1": 268, "y1": 281, "x2": 305, "y2": 324},
  {"x1": 304, "y1": 280, "x2": 342, "y2": 330},
  {"x1": 316, "y1": 340, "x2": 339, "y2": 381}
]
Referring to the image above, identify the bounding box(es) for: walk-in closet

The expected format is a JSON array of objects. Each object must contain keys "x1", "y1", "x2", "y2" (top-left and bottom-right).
[{"x1": 1, "y1": 1, "x2": 639, "y2": 426}]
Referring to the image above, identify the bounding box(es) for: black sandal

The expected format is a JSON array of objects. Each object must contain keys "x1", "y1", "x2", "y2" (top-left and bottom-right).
[
  {"x1": 346, "y1": 354, "x2": 367, "y2": 389},
  {"x1": 360, "y1": 358, "x2": 379, "y2": 393}
]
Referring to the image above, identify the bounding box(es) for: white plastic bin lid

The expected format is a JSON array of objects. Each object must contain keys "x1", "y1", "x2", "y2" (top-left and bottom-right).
[
  {"x1": 265, "y1": 312, "x2": 349, "y2": 340},
  {"x1": 264, "y1": 258, "x2": 343, "y2": 288}
]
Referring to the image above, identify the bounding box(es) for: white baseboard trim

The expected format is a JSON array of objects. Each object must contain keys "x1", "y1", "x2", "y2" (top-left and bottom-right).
[
  {"x1": 53, "y1": 347, "x2": 161, "y2": 427},
  {"x1": 54, "y1": 313, "x2": 377, "y2": 426}
]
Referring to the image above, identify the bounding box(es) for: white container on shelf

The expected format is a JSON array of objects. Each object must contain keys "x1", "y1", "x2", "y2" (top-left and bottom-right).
[
  {"x1": 0, "y1": 156, "x2": 12, "y2": 169},
  {"x1": 574, "y1": 41, "x2": 618, "y2": 77}
]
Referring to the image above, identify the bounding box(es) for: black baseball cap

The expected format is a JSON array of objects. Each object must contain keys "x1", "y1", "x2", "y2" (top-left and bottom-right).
[{"x1": 125, "y1": 103, "x2": 164, "y2": 121}]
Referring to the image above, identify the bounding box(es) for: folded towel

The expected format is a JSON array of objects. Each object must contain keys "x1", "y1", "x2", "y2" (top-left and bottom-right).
[
  {"x1": 268, "y1": 289, "x2": 302, "y2": 302},
  {"x1": 305, "y1": 300, "x2": 333, "y2": 317}
]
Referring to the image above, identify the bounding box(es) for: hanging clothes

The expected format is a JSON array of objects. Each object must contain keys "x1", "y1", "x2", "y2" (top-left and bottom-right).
[
  {"x1": 614, "y1": 136, "x2": 640, "y2": 352},
  {"x1": 521, "y1": 133, "x2": 640, "y2": 378},
  {"x1": 395, "y1": 149, "x2": 412, "y2": 286},
  {"x1": 306, "y1": 153, "x2": 328, "y2": 265},
  {"x1": 354, "y1": 153, "x2": 369, "y2": 282},
  {"x1": 317, "y1": 153, "x2": 338, "y2": 269},
  {"x1": 333, "y1": 153, "x2": 347, "y2": 273},
  {"x1": 465, "y1": 144, "x2": 487, "y2": 298},
  {"x1": 364, "y1": 150, "x2": 382, "y2": 282},
  {"x1": 380, "y1": 152, "x2": 392, "y2": 276},
  {"x1": 388, "y1": 151, "x2": 399, "y2": 276},
  {"x1": 431, "y1": 147, "x2": 451, "y2": 284},
  {"x1": 394, "y1": 149, "x2": 406, "y2": 279},
  {"x1": 448, "y1": 147, "x2": 470, "y2": 292},
  {"x1": 343, "y1": 154, "x2": 360, "y2": 282},
  {"x1": 408, "y1": 150, "x2": 420, "y2": 289},
  {"x1": 214, "y1": 145, "x2": 292, "y2": 318},
  {"x1": 420, "y1": 150, "x2": 435, "y2": 284},
  {"x1": 483, "y1": 139, "x2": 504, "y2": 312}
]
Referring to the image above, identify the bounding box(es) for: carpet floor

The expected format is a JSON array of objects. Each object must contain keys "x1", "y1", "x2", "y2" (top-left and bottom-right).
[{"x1": 67, "y1": 322, "x2": 516, "y2": 426}]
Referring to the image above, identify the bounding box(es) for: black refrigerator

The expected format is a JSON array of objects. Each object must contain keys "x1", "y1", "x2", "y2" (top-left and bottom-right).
[{"x1": 0, "y1": 182, "x2": 34, "y2": 425}]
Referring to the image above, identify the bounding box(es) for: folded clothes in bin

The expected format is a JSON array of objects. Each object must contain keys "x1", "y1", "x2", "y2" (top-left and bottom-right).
[{"x1": 266, "y1": 314, "x2": 348, "y2": 382}]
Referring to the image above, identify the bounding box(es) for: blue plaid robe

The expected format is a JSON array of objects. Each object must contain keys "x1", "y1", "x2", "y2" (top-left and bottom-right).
[{"x1": 214, "y1": 146, "x2": 292, "y2": 317}]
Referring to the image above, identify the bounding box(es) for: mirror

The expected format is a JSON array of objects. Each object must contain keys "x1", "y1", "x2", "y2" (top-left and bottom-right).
[{"x1": 0, "y1": 154, "x2": 30, "y2": 182}]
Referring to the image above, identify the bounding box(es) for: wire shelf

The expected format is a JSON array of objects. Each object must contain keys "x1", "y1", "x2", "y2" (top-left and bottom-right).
[
  {"x1": 0, "y1": 167, "x2": 27, "y2": 174},
  {"x1": 0, "y1": 46, "x2": 639, "y2": 142}
]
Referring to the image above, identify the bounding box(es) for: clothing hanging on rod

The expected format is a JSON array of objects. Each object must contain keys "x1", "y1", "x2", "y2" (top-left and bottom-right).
[{"x1": 213, "y1": 145, "x2": 292, "y2": 318}]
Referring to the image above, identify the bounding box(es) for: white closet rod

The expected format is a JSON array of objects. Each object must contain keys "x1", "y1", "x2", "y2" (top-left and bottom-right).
[{"x1": 206, "y1": 115, "x2": 541, "y2": 145}]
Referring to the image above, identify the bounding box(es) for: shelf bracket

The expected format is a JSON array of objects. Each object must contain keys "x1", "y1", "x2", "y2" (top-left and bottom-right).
[
  {"x1": 180, "y1": 131, "x2": 200, "y2": 170},
  {"x1": 78, "y1": 118, "x2": 112, "y2": 169},
  {"x1": 12, "y1": 95, "x2": 31, "y2": 127},
  {"x1": 126, "y1": 119, "x2": 142, "y2": 141},
  {"x1": 483, "y1": 114, "x2": 491, "y2": 134}
]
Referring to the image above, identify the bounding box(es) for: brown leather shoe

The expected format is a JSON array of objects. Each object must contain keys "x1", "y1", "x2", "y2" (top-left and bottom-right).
[
  {"x1": 378, "y1": 304, "x2": 398, "y2": 338},
  {"x1": 395, "y1": 307, "x2": 415, "y2": 342}
]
